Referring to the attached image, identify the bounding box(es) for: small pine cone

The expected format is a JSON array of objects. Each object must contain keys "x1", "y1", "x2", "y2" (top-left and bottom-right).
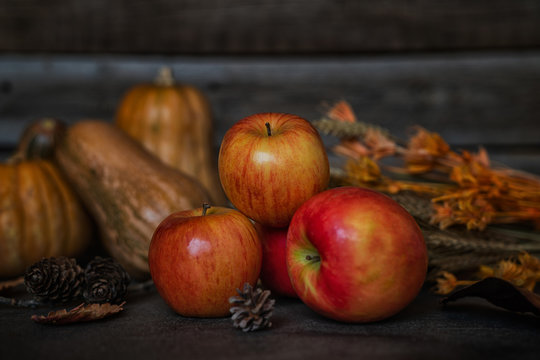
[
  {"x1": 83, "y1": 257, "x2": 131, "y2": 304},
  {"x1": 229, "y1": 282, "x2": 275, "y2": 332},
  {"x1": 24, "y1": 257, "x2": 85, "y2": 303}
]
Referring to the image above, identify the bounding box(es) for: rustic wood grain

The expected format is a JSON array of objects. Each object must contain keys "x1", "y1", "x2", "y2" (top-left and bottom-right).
[
  {"x1": 1, "y1": 53, "x2": 539, "y2": 172},
  {"x1": 0, "y1": 52, "x2": 540, "y2": 172},
  {"x1": 1, "y1": 0, "x2": 540, "y2": 54},
  {"x1": 1, "y1": 53, "x2": 539, "y2": 143}
]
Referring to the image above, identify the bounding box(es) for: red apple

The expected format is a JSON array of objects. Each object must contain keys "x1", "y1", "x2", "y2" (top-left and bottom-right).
[
  {"x1": 218, "y1": 113, "x2": 329, "y2": 227},
  {"x1": 286, "y1": 187, "x2": 428, "y2": 323},
  {"x1": 255, "y1": 224, "x2": 297, "y2": 298},
  {"x1": 148, "y1": 205, "x2": 262, "y2": 317}
]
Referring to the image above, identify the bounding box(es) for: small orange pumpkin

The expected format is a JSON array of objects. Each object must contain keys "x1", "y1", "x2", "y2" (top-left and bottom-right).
[
  {"x1": 0, "y1": 119, "x2": 92, "y2": 278},
  {"x1": 115, "y1": 67, "x2": 227, "y2": 205}
]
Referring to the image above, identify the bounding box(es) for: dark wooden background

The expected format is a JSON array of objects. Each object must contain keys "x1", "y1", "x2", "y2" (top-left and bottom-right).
[
  {"x1": 1, "y1": 0, "x2": 539, "y2": 173},
  {"x1": 2, "y1": 0, "x2": 540, "y2": 53},
  {"x1": 2, "y1": 3, "x2": 540, "y2": 359}
]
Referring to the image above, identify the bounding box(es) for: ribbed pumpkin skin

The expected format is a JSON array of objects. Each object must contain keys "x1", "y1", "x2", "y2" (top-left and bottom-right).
[
  {"x1": 115, "y1": 82, "x2": 227, "y2": 205},
  {"x1": 0, "y1": 159, "x2": 91, "y2": 278},
  {"x1": 55, "y1": 120, "x2": 211, "y2": 279}
]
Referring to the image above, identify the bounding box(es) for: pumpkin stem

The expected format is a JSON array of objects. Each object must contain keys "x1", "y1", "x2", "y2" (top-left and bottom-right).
[
  {"x1": 155, "y1": 67, "x2": 175, "y2": 87},
  {"x1": 8, "y1": 118, "x2": 65, "y2": 163}
]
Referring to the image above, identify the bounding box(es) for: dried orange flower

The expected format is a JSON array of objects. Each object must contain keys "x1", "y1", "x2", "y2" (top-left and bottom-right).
[
  {"x1": 434, "y1": 272, "x2": 458, "y2": 294},
  {"x1": 430, "y1": 203, "x2": 456, "y2": 229},
  {"x1": 518, "y1": 252, "x2": 540, "y2": 272},
  {"x1": 324, "y1": 101, "x2": 540, "y2": 230},
  {"x1": 333, "y1": 139, "x2": 370, "y2": 159},
  {"x1": 437, "y1": 252, "x2": 540, "y2": 294},
  {"x1": 493, "y1": 260, "x2": 526, "y2": 285},
  {"x1": 405, "y1": 128, "x2": 450, "y2": 173},
  {"x1": 478, "y1": 265, "x2": 494, "y2": 278},
  {"x1": 345, "y1": 156, "x2": 382, "y2": 184},
  {"x1": 515, "y1": 253, "x2": 540, "y2": 291},
  {"x1": 364, "y1": 128, "x2": 397, "y2": 160},
  {"x1": 473, "y1": 147, "x2": 490, "y2": 168},
  {"x1": 456, "y1": 197, "x2": 495, "y2": 231},
  {"x1": 327, "y1": 100, "x2": 357, "y2": 123},
  {"x1": 434, "y1": 272, "x2": 476, "y2": 295},
  {"x1": 482, "y1": 253, "x2": 540, "y2": 291},
  {"x1": 343, "y1": 157, "x2": 410, "y2": 194}
]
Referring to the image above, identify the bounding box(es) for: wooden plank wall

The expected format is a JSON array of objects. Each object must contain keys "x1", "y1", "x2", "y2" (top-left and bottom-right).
[
  {"x1": 1, "y1": 0, "x2": 540, "y2": 53},
  {"x1": 0, "y1": 0, "x2": 539, "y2": 172}
]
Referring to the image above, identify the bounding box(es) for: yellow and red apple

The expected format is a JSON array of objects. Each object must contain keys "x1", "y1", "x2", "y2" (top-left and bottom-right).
[
  {"x1": 286, "y1": 187, "x2": 428, "y2": 323},
  {"x1": 255, "y1": 224, "x2": 297, "y2": 298},
  {"x1": 148, "y1": 205, "x2": 262, "y2": 317},
  {"x1": 218, "y1": 113, "x2": 329, "y2": 227}
]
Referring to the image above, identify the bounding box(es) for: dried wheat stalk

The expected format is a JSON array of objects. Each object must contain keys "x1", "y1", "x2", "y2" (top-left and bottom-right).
[{"x1": 331, "y1": 170, "x2": 539, "y2": 277}]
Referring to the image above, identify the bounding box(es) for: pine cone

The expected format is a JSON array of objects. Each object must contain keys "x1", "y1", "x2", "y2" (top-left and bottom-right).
[
  {"x1": 24, "y1": 257, "x2": 85, "y2": 303},
  {"x1": 229, "y1": 283, "x2": 275, "y2": 332},
  {"x1": 83, "y1": 257, "x2": 130, "y2": 304}
]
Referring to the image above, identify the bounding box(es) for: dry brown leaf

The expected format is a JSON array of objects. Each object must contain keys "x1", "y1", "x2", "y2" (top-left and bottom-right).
[
  {"x1": 31, "y1": 302, "x2": 125, "y2": 325},
  {"x1": 0, "y1": 277, "x2": 24, "y2": 292},
  {"x1": 441, "y1": 277, "x2": 540, "y2": 316}
]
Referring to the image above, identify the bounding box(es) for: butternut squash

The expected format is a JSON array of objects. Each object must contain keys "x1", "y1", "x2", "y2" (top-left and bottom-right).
[{"x1": 55, "y1": 120, "x2": 210, "y2": 279}]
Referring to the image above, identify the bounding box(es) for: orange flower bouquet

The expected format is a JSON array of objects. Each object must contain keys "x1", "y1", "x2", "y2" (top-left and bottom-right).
[{"x1": 314, "y1": 101, "x2": 540, "y2": 281}]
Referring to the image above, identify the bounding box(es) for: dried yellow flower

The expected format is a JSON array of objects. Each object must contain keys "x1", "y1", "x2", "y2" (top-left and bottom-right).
[
  {"x1": 324, "y1": 101, "x2": 540, "y2": 230},
  {"x1": 434, "y1": 271, "x2": 476, "y2": 295},
  {"x1": 327, "y1": 100, "x2": 357, "y2": 123},
  {"x1": 434, "y1": 272, "x2": 459, "y2": 295},
  {"x1": 438, "y1": 252, "x2": 540, "y2": 294},
  {"x1": 363, "y1": 128, "x2": 397, "y2": 160},
  {"x1": 333, "y1": 139, "x2": 370, "y2": 159},
  {"x1": 477, "y1": 265, "x2": 494, "y2": 279},
  {"x1": 345, "y1": 157, "x2": 382, "y2": 184},
  {"x1": 405, "y1": 128, "x2": 450, "y2": 173}
]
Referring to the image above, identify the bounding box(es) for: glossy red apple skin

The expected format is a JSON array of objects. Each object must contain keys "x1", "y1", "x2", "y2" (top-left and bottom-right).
[
  {"x1": 255, "y1": 224, "x2": 297, "y2": 298},
  {"x1": 218, "y1": 113, "x2": 329, "y2": 227},
  {"x1": 286, "y1": 186, "x2": 428, "y2": 323},
  {"x1": 148, "y1": 206, "x2": 262, "y2": 317}
]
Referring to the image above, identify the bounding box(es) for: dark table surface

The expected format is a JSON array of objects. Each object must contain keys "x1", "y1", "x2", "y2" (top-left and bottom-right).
[{"x1": 1, "y1": 285, "x2": 538, "y2": 360}]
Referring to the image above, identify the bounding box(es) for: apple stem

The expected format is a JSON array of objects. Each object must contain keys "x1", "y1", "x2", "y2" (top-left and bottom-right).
[
  {"x1": 265, "y1": 122, "x2": 272, "y2": 136},
  {"x1": 305, "y1": 255, "x2": 321, "y2": 262},
  {"x1": 202, "y1": 203, "x2": 211, "y2": 216}
]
